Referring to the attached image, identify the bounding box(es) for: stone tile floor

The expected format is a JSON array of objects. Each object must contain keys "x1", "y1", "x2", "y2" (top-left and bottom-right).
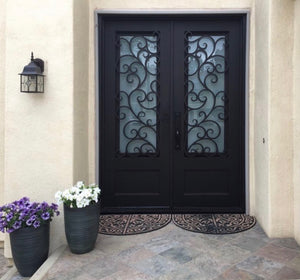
[
  {"x1": 45, "y1": 222, "x2": 300, "y2": 280},
  {"x1": 8, "y1": 274, "x2": 29, "y2": 280},
  {"x1": 0, "y1": 247, "x2": 28, "y2": 280},
  {"x1": 0, "y1": 247, "x2": 11, "y2": 278}
]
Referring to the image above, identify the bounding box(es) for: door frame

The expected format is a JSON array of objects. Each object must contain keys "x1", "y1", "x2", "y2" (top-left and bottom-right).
[{"x1": 94, "y1": 10, "x2": 250, "y2": 214}]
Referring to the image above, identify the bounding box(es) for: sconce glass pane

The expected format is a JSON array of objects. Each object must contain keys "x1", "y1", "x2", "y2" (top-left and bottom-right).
[
  {"x1": 21, "y1": 75, "x2": 37, "y2": 92},
  {"x1": 37, "y1": 76, "x2": 44, "y2": 93}
]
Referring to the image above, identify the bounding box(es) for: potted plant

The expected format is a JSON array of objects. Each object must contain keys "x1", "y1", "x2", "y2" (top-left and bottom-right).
[
  {"x1": 55, "y1": 181, "x2": 101, "y2": 254},
  {"x1": 0, "y1": 197, "x2": 59, "y2": 277}
]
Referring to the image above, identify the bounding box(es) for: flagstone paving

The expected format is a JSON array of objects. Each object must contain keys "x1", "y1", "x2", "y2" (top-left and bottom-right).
[
  {"x1": 0, "y1": 247, "x2": 11, "y2": 278},
  {"x1": 44, "y1": 222, "x2": 300, "y2": 280},
  {"x1": 0, "y1": 247, "x2": 29, "y2": 280}
]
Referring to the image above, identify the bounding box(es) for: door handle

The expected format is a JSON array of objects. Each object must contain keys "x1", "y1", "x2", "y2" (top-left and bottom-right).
[{"x1": 175, "y1": 112, "x2": 181, "y2": 150}]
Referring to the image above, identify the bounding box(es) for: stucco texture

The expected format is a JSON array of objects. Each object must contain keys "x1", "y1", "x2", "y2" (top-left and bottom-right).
[
  {"x1": 0, "y1": 0, "x2": 300, "y2": 258},
  {"x1": 2, "y1": 0, "x2": 74, "y2": 257},
  {"x1": 294, "y1": 0, "x2": 300, "y2": 245},
  {"x1": 0, "y1": 0, "x2": 6, "y2": 243},
  {"x1": 254, "y1": 0, "x2": 270, "y2": 236}
]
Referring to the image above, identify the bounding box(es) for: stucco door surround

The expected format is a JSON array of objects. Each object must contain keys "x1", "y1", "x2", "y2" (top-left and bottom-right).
[{"x1": 97, "y1": 13, "x2": 247, "y2": 214}]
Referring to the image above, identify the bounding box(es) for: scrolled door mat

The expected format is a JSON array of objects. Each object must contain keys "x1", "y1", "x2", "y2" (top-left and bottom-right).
[
  {"x1": 172, "y1": 213, "x2": 256, "y2": 234},
  {"x1": 99, "y1": 214, "x2": 171, "y2": 235}
]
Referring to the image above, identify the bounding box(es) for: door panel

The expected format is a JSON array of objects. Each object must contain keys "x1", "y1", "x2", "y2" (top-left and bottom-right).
[
  {"x1": 172, "y1": 18, "x2": 245, "y2": 212},
  {"x1": 99, "y1": 15, "x2": 246, "y2": 213},
  {"x1": 101, "y1": 19, "x2": 171, "y2": 212}
]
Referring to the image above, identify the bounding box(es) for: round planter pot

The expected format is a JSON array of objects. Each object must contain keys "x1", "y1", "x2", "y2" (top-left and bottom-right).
[
  {"x1": 10, "y1": 223, "x2": 50, "y2": 277},
  {"x1": 64, "y1": 202, "x2": 100, "y2": 254}
]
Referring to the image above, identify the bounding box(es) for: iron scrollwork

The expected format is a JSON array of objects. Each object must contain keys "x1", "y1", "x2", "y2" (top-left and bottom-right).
[
  {"x1": 116, "y1": 33, "x2": 160, "y2": 156},
  {"x1": 184, "y1": 32, "x2": 228, "y2": 156}
]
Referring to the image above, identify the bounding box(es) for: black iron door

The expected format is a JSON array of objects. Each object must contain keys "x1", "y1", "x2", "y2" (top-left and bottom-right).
[{"x1": 99, "y1": 14, "x2": 246, "y2": 213}]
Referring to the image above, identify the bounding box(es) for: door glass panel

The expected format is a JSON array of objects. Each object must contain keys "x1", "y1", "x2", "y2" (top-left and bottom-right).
[
  {"x1": 186, "y1": 35, "x2": 226, "y2": 154},
  {"x1": 118, "y1": 35, "x2": 159, "y2": 154}
]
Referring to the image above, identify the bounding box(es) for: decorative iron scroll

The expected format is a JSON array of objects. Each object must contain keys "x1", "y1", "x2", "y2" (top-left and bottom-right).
[
  {"x1": 184, "y1": 33, "x2": 227, "y2": 155},
  {"x1": 116, "y1": 34, "x2": 160, "y2": 156}
]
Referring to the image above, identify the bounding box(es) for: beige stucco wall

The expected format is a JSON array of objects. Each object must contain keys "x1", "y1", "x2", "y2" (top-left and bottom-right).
[
  {"x1": 73, "y1": 0, "x2": 90, "y2": 184},
  {"x1": 254, "y1": 0, "x2": 270, "y2": 235},
  {"x1": 0, "y1": 0, "x2": 6, "y2": 243},
  {"x1": 268, "y1": 0, "x2": 294, "y2": 237},
  {"x1": 1, "y1": 0, "x2": 300, "y2": 257},
  {"x1": 3, "y1": 0, "x2": 74, "y2": 257},
  {"x1": 294, "y1": 0, "x2": 300, "y2": 245},
  {"x1": 254, "y1": 0, "x2": 295, "y2": 238}
]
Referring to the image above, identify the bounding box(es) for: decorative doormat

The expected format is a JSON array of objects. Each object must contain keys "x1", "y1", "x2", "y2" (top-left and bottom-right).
[
  {"x1": 172, "y1": 214, "x2": 256, "y2": 234},
  {"x1": 99, "y1": 214, "x2": 172, "y2": 235}
]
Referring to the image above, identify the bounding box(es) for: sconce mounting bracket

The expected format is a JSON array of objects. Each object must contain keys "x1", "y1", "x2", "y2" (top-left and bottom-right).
[{"x1": 33, "y1": 58, "x2": 44, "y2": 73}]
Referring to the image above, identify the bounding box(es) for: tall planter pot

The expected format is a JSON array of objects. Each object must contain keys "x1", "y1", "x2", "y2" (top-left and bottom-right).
[
  {"x1": 64, "y1": 202, "x2": 100, "y2": 254},
  {"x1": 10, "y1": 223, "x2": 50, "y2": 277}
]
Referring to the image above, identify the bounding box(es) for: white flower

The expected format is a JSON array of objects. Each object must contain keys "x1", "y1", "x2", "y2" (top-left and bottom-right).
[
  {"x1": 77, "y1": 193, "x2": 85, "y2": 201},
  {"x1": 82, "y1": 199, "x2": 90, "y2": 208},
  {"x1": 70, "y1": 186, "x2": 78, "y2": 194},
  {"x1": 55, "y1": 181, "x2": 101, "y2": 208},
  {"x1": 76, "y1": 200, "x2": 84, "y2": 208},
  {"x1": 93, "y1": 194, "x2": 98, "y2": 203},
  {"x1": 76, "y1": 181, "x2": 84, "y2": 188},
  {"x1": 55, "y1": 191, "x2": 63, "y2": 204}
]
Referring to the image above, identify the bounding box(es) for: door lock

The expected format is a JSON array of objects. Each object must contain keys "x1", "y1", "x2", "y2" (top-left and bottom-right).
[{"x1": 175, "y1": 112, "x2": 181, "y2": 150}]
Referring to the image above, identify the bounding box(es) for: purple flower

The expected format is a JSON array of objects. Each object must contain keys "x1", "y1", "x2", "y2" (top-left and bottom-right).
[
  {"x1": 10, "y1": 204, "x2": 16, "y2": 211},
  {"x1": 30, "y1": 215, "x2": 37, "y2": 221},
  {"x1": 41, "y1": 212, "x2": 50, "y2": 221},
  {"x1": 51, "y1": 203, "x2": 58, "y2": 211},
  {"x1": 6, "y1": 213, "x2": 13, "y2": 222},
  {"x1": 18, "y1": 197, "x2": 29, "y2": 208},
  {"x1": 29, "y1": 209, "x2": 37, "y2": 216},
  {"x1": 22, "y1": 209, "x2": 29, "y2": 215},
  {"x1": 33, "y1": 220, "x2": 40, "y2": 228},
  {"x1": 0, "y1": 221, "x2": 4, "y2": 232},
  {"x1": 0, "y1": 197, "x2": 59, "y2": 233},
  {"x1": 17, "y1": 200, "x2": 24, "y2": 208},
  {"x1": 26, "y1": 219, "x2": 33, "y2": 226},
  {"x1": 20, "y1": 197, "x2": 29, "y2": 203},
  {"x1": 41, "y1": 202, "x2": 49, "y2": 210},
  {"x1": 28, "y1": 203, "x2": 37, "y2": 210},
  {"x1": 13, "y1": 221, "x2": 22, "y2": 230},
  {"x1": 24, "y1": 201, "x2": 31, "y2": 207},
  {"x1": 19, "y1": 209, "x2": 29, "y2": 219}
]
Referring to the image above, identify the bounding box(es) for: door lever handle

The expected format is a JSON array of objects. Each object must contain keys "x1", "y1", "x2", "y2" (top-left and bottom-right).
[
  {"x1": 175, "y1": 112, "x2": 181, "y2": 150},
  {"x1": 175, "y1": 129, "x2": 181, "y2": 150}
]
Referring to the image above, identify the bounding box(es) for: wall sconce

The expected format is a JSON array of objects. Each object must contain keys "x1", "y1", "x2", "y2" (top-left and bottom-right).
[{"x1": 19, "y1": 52, "x2": 45, "y2": 93}]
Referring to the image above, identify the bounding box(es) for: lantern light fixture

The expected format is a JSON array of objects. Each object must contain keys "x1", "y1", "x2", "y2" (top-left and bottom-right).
[{"x1": 19, "y1": 52, "x2": 45, "y2": 93}]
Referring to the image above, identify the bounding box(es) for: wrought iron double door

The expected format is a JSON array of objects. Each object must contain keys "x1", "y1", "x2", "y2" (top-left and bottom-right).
[{"x1": 99, "y1": 14, "x2": 246, "y2": 213}]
